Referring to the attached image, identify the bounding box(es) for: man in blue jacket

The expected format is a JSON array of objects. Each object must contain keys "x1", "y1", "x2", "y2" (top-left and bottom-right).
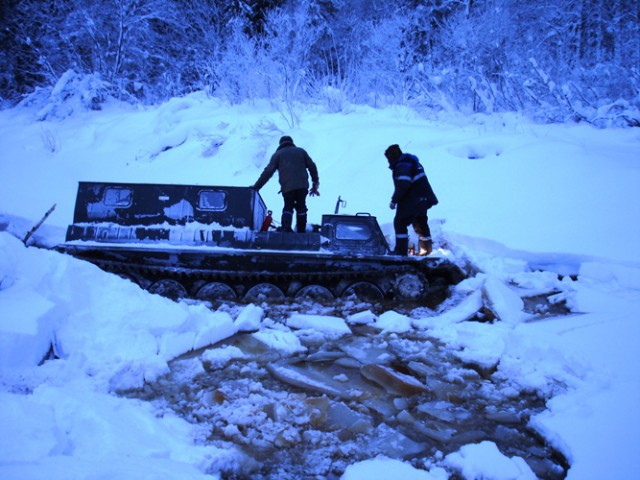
[
  {"x1": 385, "y1": 144, "x2": 438, "y2": 256},
  {"x1": 254, "y1": 136, "x2": 320, "y2": 233}
]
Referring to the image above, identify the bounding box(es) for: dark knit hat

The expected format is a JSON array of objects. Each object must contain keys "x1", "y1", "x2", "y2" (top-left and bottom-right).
[
  {"x1": 385, "y1": 144, "x2": 402, "y2": 162},
  {"x1": 279, "y1": 135, "x2": 293, "y2": 145}
]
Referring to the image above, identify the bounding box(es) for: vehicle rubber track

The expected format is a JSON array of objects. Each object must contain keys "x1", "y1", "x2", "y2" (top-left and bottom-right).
[{"x1": 81, "y1": 248, "x2": 463, "y2": 307}]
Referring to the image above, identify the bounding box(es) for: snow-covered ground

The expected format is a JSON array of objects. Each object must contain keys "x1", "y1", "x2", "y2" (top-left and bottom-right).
[{"x1": 1, "y1": 92, "x2": 639, "y2": 479}]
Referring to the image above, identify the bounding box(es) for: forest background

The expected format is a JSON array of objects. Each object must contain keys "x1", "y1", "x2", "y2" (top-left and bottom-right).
[{"x1": 1, "y1": 0, "x2": 639, "y2": 126}]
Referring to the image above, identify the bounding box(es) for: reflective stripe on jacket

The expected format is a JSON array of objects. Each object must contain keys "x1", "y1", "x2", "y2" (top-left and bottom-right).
[{"x1": 390, "y1": 153, "x2": 438, "y2": 209}]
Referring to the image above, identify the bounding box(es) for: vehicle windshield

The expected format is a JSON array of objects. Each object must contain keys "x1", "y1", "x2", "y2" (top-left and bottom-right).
[{"x1": 335, "y1": 222, "x2": 371, "y2": 240}]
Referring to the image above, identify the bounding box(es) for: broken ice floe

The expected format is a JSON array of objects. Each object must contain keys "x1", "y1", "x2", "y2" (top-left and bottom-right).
[
  {"x1": 286, "y1": 313, "x2": 351, "y2": 336},
  {"x1": 413, "y1": 290, "x2": 484, "y2": 328},
  {"x1": 360, "y1": 364, "x2": 428, "y2": 396},
  {"x1": 266, "y1": 363, "x2": 351, "y2": 400},
  {"x1": 372, "y1": 311, "x2": 412, "y2": 333},
  {"x1": 346, "y1": 309, "x2": 377, "y2": 325},
  {"x1": 252, "y1": 328, "x2": 306, "y2": 356},
  {"x1": 443, "y1": 440, "x2": 536, "y2": 480},
  {"x1": 202, "y1": 345, "x2": 245, "y2": 369},
  {"x1": 157, "y1": 310, "x2": 236, "y2": 360},
  {"x1": 413, "y1": 273, "x2": 555, "y2": 328},
  {"x1": 482, "y1": 275, "x2": 530, "y2": 324},
  {"x1": 136, "y1": 321, "x2": 567, "y2": 479},
  {"x1": 338, "y1": 337, "x2": 395, "y2": 365},
  {"x1": 397, "y1": 409, "x2": 456, "y2": 443},
  {"x1": 234, "y1": 304, "x2": 264, "y2": 332}
]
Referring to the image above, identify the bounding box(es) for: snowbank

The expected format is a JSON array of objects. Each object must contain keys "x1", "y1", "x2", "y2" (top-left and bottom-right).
[{"x1": 1, "y1": 96, "x2": 639, "y2": 479}]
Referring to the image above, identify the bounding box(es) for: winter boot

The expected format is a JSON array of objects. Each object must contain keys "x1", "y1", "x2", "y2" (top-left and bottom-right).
[
  {"x1": 393, "y1": 235, "x2": 409, "y2": 256},
  {"x1": 418, "y1": 236, "x2": 433, "y2": 256},
  {"x1": 281, "y1": 210, "x2": 293, "y2": 233},
  {"x1": 296, "y1": 213, "x2": 307, "y2": 233}
]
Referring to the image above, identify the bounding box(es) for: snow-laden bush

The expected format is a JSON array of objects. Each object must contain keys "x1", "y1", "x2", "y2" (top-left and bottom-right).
[
  {"x1": 4, "y1": 0, "x2": 639, "y2": 126},
  {"x1": 19, "y1": 70, "x2": 111, "y2": 121}
]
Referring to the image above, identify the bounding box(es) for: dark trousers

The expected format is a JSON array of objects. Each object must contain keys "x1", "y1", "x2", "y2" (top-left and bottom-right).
[
  {"x1": 282, "y1": 188, "x2": 308, "y2": 233},
  {"x1": 393, "y1": 208, "x2": 431, "y2": 255}
]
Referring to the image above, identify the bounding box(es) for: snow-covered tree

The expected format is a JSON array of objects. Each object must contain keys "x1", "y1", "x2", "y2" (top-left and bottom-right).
[{"x1": 1, "y1": 0, "x2": 637, "y2": 123}]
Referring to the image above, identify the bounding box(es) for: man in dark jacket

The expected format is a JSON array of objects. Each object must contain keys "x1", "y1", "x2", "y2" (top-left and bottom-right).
[
  {"x1": 253, "y1": 136, "x2": 320, "y2": 233},
  {"x1": 385, "y1": 144, "x2": 438, "y2": 256}
]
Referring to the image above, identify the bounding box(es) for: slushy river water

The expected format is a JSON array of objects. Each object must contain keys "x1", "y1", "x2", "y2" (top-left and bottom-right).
[{"x1": 127, "y1": 300, "x2": 569, "y2": 479}]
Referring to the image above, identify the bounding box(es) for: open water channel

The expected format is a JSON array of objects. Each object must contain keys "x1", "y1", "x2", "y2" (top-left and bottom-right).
[{"x1": 127, "y1": 300, "x2": 569, "y2": 479}]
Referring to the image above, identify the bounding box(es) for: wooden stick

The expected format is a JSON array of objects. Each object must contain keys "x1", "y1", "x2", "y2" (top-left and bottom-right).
[{"x1": 23, "y1": 203, "x2": 57, "y2": 246}]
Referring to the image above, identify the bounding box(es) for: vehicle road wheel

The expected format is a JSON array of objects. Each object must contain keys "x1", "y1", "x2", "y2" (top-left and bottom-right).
[
  {"x1": 148, "y1": 279, "x2": 187, "y2": 301},
  {"x1": 245, "y1": 283, "x2": 285, "y2": 301},
  {"x1": 394, "y1": 272, "x2": 428, "y2": 300},
  {"x1": 341, "y1": 281, "x2": 384, "y2": 301},
  {"x1": 196, "y1": 282, "x2": 237, "y2": 302},
  {"x1": 295, "y1": 285, "x2": 334, "y2": 301}
]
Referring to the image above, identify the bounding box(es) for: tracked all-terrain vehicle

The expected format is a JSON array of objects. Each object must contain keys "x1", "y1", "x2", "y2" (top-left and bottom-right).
[{"x1": 59, "y1": 182, "x2": 464, "y2": 305}]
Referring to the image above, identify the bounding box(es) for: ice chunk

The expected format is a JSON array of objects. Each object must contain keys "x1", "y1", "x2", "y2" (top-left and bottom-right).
[
  {"x1": 333, "y1": 373, "x2": 349, "y2": 382},
  {"x1": 252, "y1": 328, "x2": 306, "y2": 355},
  {"x1": 346, "y1": 310, "x2": 377, "y2": 325},
  {"x1": 287, "y1": 314, "x2": 351, "y2": 336},
  {"x1": 407, "y1": 360, "x2": 439, "y2": 380},
  {"x1": 202, "y1": 345, "x2": 245, "y2": 369},
  {"x1": 416, "y1": 402, "x2": 458, "y2": 423},
  {"x1": 364, "y1": 423, "x2": 426, "y2": 458},
  {"x1": 580, "y1": 261, "x2": 640, "y2": 289},
  {"x1": 193, "y1": 311, "x2": 236, "y2": 350},
  {"x1": 485, "y1": 410, "x2": 521, "y2": 424},
  {"x1": 158, "y1": 330, "x2": 196, "y2": 360},
  {"x1": 443, "y1": 440, "x2": 536, "y2": 480},
  {"x1": 334, "y1": 356, "x2": 363, "y2": 369},
  {"x1": 108, "y1": 356, "x2": 172, "y2": 392},
  {"x1": 373, "y1": 311, "x2": 412, "y2": 333},
  {"x1": 0, "y1": 287, "x2": 56, "y2": 367},
  {"x1": 482, "y1": 275, "x2": 529, "y2": 324},
  {"x1": 341, "y1": 456, "x2": 445, "y2": 480},
  {"x1": 274, "y1": 426, "x2": 302, "y2": 447},
  {"x1": 360, "y1": 364, "x2": 428, "y2": 396},
  {"x1": 267, "y1": 363, "x2": 350, "y2": 399},
  {"x1": 397, "y1": 410, "x2": 456, "y2": 443},
  {"x1": 413, "y1": 290, "x2": 483, "y2": 328},
  {"x1": 306, "y1": 350, "x2": 345, "y2": 363},
  {"x1": 143, "y1": 305, "x2": 237, "y2": 361},
  {"x1": 234, "y1": 304, "x2": 264, "y2": 332},
  {"x1": 339, "y1": 337, "x2": 395, "y2": 364},
  {"x1": 303, "y1": 396, "x2": 330, "y2": 426},
  {"x1": 326, "y1": 401, "x2": 373, "y2": 434},
  {"x1": 416, "y1": 401, "x2": 470, "y2": 423},
  {"x1": 266, "y1": 363, "x2": 400, "y2": 418},
  {"x1": 511, "y1": 270, "x2": 562, "y2": 294}
]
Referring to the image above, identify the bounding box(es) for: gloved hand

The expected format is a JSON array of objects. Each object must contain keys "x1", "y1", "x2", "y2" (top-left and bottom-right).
[
  {"x1": 389, "y1": 201, "x2": 396, "y2": 210},
  {"x1": 309, "y1": 183, "x2": 320, "y2": 197}
]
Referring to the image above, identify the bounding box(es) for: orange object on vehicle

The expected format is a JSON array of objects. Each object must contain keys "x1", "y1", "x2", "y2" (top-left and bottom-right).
[{"x1": 260, "y1": 210, "x2": 273, "y2": 232}]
